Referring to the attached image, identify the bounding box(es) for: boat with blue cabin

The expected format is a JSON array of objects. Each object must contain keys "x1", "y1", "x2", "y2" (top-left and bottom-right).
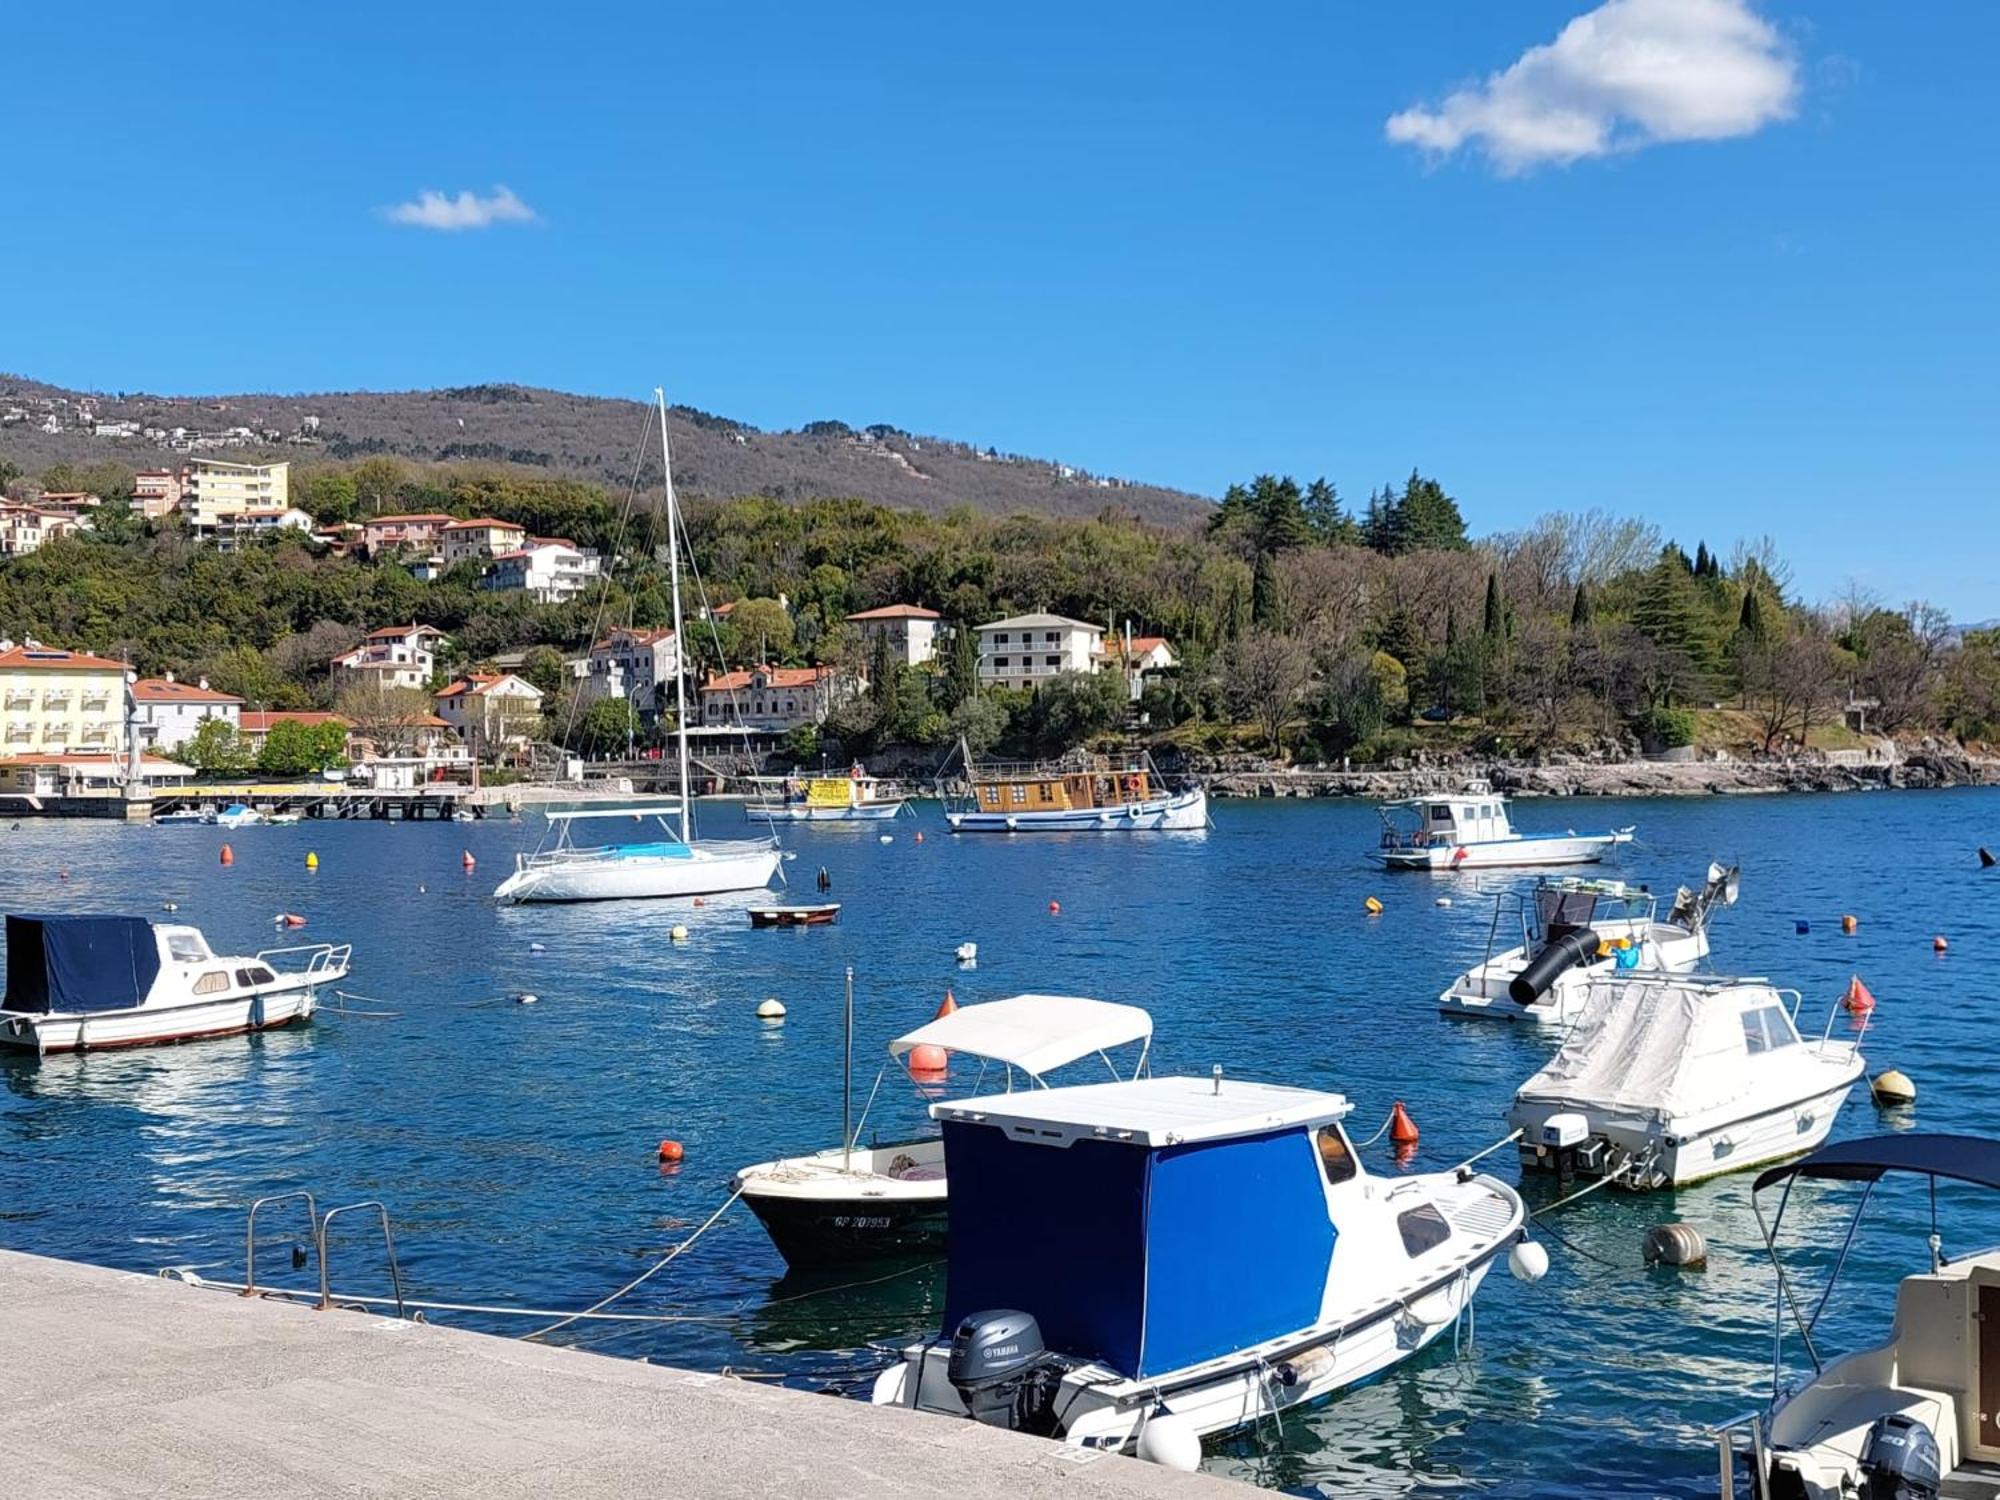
[
  {"x1": 870, "y1": 1072, "x2": 1536, "y2": 1464},
  {"x1": 1373, "y1": 780, "x2": 1633, "y2": 870}
]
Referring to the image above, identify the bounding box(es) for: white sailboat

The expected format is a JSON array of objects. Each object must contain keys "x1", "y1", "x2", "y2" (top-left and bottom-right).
[{"x1": 494, "y1": 390, "x2": 781, "y2": 905}]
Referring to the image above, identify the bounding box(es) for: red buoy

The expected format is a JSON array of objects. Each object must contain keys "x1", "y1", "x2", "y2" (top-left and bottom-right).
[
  {"x1": 935, "y1": 989, "x2": 958, "y2": 1020},
  {"x1": 656, "y1": 1139, "x2": 684, "y2": 1163},
  {"x1": 1389, "y1": 1100, "x2": 1420, "y2": 1147},
  {"x1": 1048, "y1": 900, "x2": 1061, "y2": 916},
  {"x1": 219, "y1": 844, "x2": 234, "y2": 866},
  {"x1": 1843, "y1": 975, "x2": 1876, "y2": 1013},
  {"x1": 914, "y1": 831, "x2": 925, "y2": 844},
  {"x1": 461, "y1": 850, "x2": 476, "y2": 870},
  {"x1": 1934, "y1": 935, "x2": 1949, "y2": 953},
  {"x1": 908, "y1": 1043, "x2": 949, "y2": 1074}
]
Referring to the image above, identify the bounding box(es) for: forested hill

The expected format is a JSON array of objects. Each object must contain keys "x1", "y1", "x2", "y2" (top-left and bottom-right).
[{"x1": 0, "y1": 375, "x2": 1212, "y2": 524}]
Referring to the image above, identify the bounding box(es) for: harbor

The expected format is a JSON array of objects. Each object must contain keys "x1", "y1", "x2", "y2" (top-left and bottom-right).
[{"x1": 4, "y1": 790, "x2": 1997, "y2": 1494}]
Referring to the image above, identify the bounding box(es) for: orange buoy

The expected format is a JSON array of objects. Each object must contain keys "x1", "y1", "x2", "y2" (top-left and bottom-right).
[
  {"x1": 1841, "y1": 914, "x2": 1858, "y2": 935},
  {"x1": 908, "y1": 1043, "x2": 949, "y2": 1073},
  {"x1": 656, "y1": 1139, "x2": 684, "y2": 1163},
  {"x1": 461, "y1": 850, "x2": 476, "y2": 870},
  {"x1": 1843, "y1": 975, "x2": 1876, "y2": 1013},
  {"x1": 219, "y1": 844, "x2": 234, "y2": 866},
  {"x1": 279, "y1": 913, "x2": 306, "y2": 929},
  {"x1": 935, "y1": 989, "x2": 958, "y2": 1020},
  {"x1": 1389, "y1": 1100, "x2": 1420, "y2": 1147},
  {"x1": 1933, "y1": 935, "x2": 1949, "y2": 953},
  {"x1": 1048, "y1": 900, "x2": 1061, "y2": 915},
  {"x1": 914, "y1": 831, "x2": 925, "y2": 844},
  {"x1": 693, "y1": 897, "x2": 705, "y2": 907}
]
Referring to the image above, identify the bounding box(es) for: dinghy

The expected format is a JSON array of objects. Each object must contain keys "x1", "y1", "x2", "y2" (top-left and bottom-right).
[
  {"x1": 1718, "y1": 1134, "x2": 2000, "y2": 1500},
  {"x1": 747, "y1": 903, "x2": 841, "y2": 928},
  {"x1": 734, "y1": 994, "x2": 1152, "y2": 1267},
  {"x1": 1, "y1": 914, "x2": 351, "y2": 1056},
  {"x1": 1439, "y1": 864, "x2": 1738, "y2": 1026},
  {"x1": 1507, "y1": 973, "x2": 1865, "y2": 1189},
  {"x1": 1373, "y1": 781, "x2": 1632, "y2": 870},
  {"x1": 870, "y1": 1072, "x2": 1536, "y2": 1461}
]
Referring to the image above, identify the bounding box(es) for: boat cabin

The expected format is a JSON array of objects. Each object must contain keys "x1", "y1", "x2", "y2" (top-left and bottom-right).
[
  {"x1": 3, "y1": 915, "x2": 323, "y2": 1018},
  {"x1": 933, "y1": 1075, "x2": 1358, "y2": 1379},
  {"x1": 1379, "y1": 781, "x2": 1513, "y2": 851},
  {"x1": 970, "y1": 766, "x2": 1155, "y2": 817}
]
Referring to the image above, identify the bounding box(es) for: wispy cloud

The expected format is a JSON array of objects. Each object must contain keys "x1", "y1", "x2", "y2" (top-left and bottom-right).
[
  {"x1": 1385, "y1": 0, "x2": 1798, "y2": 176},
  {"x1": 385, "y1": 185, "x2": 538, "y2": 231}
]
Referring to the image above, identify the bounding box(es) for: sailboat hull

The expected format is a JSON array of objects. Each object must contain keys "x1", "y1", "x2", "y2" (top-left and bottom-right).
[{"x1": 496, "y1": 844, "x2": 780, "y2": 903}]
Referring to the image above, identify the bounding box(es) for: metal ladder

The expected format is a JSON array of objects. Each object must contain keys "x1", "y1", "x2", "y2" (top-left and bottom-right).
[{"x1": 242, "y1": 1191, "x2": 407, "y2": 1317}]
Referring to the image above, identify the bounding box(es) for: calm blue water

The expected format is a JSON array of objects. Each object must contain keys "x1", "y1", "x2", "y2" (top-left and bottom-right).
[{"x1": 4, "y1": 792, "x2": 1999, "y2": 1497}]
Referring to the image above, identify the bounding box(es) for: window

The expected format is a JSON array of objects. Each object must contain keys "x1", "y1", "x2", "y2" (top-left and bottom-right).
[
  {"x1": 1428, "y1": 804, "x2": 1452, "y2": 820},
  {"x1": 1010, "y1": 784, "x2": 1027, "y2": 804},
  {"x1": 994, "y1": 633, "x2": 1009, "y2": 645},
  {"x1": 1044, "y1": 631, "x2": 1059, "y2": 643},
  {"x1": 167, "y1": 933, "x2": 210, "y2": 962},
  {"x1": 1316, "y1": 1125, "x2": 1357, "y2": 1186},
  {"x1": 193, "y1": 971, "x2": 231, "y2": 995},
  {"x1": 1045, "y1": 655, "x2": 1060, "y2": 667},
  {"x1": 1397, "y1": 1203, "x2": 1453, "y2": 1256},
  {"x1": 1741, "y1": 1005, "x2": 1798, "y2": 1055},
  {"x1": 994, "y1": 656, "x2": 1009, "y2": 670},
  {"x1": 246, "y1": 966, "x2": 276, "y2": 985},
  {"x1": 1037, "y1": 783, "x2": 1056, "y2": 803}
]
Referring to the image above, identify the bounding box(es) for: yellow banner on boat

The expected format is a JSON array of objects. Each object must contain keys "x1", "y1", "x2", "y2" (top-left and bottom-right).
[{"x1": 806, "y1": 778, "x2": 854, "y2": 806}]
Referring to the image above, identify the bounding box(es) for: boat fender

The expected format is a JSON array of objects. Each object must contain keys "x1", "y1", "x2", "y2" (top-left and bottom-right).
[
  {"x1": 670, "y1": 925, "x2": 689, "y2": 943},
  {"x1": 1641, "y1": 1223, "x2": 1707, "y2": 1269},
  {"x1": 1933, "y1": 934, "x2": 1949, "y2": 953},
  {"x1": 1841, "y1": 913, "x2": 1857, "y2": 934},
  {"x1": 219, "y1": 844, "x2": 234, "y2": 867},
  {"x1": 1272, "y1": 1343, "x2": 1338, "y2": 1388},
  {"x1": 1048, "y1": 900, "x2": 1060, "y2": 915},
  {"x1": 1871, "y1": 1069, "x2": 1916, "y2": 1106},
  {"x1": 1136, "y1": 1409, "x2": 1201, "y2": 1472},
  {"x1": 1508, "y1": 1240, "x2": 1549, "y2": 1283},
  {"x1": 1508, "y1": 928, "x2": 1601, "y2": 1005}
]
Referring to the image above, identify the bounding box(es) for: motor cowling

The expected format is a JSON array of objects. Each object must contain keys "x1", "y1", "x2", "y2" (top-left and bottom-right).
[
  {"x1": 1859, "y1": 1413, "x2": 1941, "y2": 1500},
  {"x1": 946, "y1": 1310, "x2": 1069, "y2": 1436}
]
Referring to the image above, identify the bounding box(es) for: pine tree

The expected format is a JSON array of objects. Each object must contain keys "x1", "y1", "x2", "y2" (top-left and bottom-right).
[
  {"x1": 1737, "y1": 588, "x2": 1768, "y2": 644},
  {"x1": 1361, "y1": 484, "x2": 1398, "y2": 553},
  {"x1": 1694, "y1": 541, "x2": 1713, "y2": 579},
  {"x1": 1392, "y1": 470, "x2": 1469, "y2": 554},
  {"x1": 1250, "y1": 474, "x2": 1310, "y2": 551},
  {"x1": 942, "y1": 622, "x2": 979, "y2": 709},
  {"x1": 1302, "y1": 477, "x2": 1354, "y2": 545}
]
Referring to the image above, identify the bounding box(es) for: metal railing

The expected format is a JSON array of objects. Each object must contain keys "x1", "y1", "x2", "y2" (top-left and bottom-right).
[
  {"x1": 254, "y1": 942, "x2": 353, "y2": 982},
  {"x1": 1710, "y1": 1410, "x2": 1770, "y2": 1499},
  {"x1": 319, "y1": 1201, "x2": 406, "y2": 1316},
  {"x1": 243, "y1": 1191, "x2": 318, "y2": 1297}
]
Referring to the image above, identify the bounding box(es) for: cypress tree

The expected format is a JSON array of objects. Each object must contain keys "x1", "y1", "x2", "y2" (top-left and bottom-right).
[
  {"x1": 1482, "y1": 573, "x2": 1504, "y2": 639},
  {"x1": 1570, "y1": 581, "x2": 1592, "y2": 628}
]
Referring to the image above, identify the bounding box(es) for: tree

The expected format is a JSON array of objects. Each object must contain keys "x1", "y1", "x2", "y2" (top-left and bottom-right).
[
  {"x1": 1570, "y1": 582, "x2": 1592, "y2": 629},
  {"x1": 1741, "y1": 628, "x2": 1844, "y2": 752},
  {"x1": 947, "y1": 691, "x2": 1009, "y2": 756},
  {"x1": 184, "y1": 718, "x2": 253, "y2": 774},
  {"x1": 1308, "y1": 655, "x2": 1386, "y2": 758},
  {"x1": 334, "y1": 684, "x2": 435, "y2": 758},
  {"x1": 1017, "y1": 670, "x2": 1126, "y2": 756},
  {"x1": 570, "y1": 698, "x2": 639, "y2": 757},
  {"x1": 1387, "y1": 470, "x2": 1469, "y2": 554},
  {"x1": 257, "y1": 718, "x2": 348, "y2": 775},
  {"x1": 940, "y1": 623, "x2": 979, "y2": 710},
  {"x1": 1225, "y1": 631, "x2": 1313, "y2": 751},
  {"x1": 521, "y1": 645, "x2": 568, "y2": 697},
  {"x1": 1301, "y1": 478, "x2": 1355, "y2": 546},
  {"x1": 720, "y1": 597, "x2": 796, "y2": 666}
]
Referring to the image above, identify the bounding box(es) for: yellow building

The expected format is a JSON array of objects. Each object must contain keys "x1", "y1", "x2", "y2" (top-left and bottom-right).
[
  {"x1": 183, "y1": 458, "x2": 291, "y2": 532},
  {"x1": 0, "y1": 641, "x2": 129, "y2": 756}
]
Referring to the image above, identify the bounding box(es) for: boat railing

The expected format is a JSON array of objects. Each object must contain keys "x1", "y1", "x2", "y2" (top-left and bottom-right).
[
  {"x1": 256, "y1": 942, "x2": 353, "y2": 981},
  {"x1": 1709, "y1": 1408, "x2": 1771, "y2": 1499}
]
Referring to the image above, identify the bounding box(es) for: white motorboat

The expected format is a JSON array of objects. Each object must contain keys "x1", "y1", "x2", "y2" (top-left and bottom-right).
[
  {"x1": 1715, "y1": 1134, "x2": 2000, "y2": 1500},
  {"x1": 153, "y1": 807, "x2": 215, "y2": 826},
  {"x1": 939, "y1": 740, "x2": 1207, "y2": 833},
  {"x1": 871, "y1": 1073, "x2": 1539, "y2": 1464},
  {"x1": 494, "y1": 390, "x2": 780, "y2": 905},
  {"x1": 1507, "y1": 973, "x2": 1865, "y2": 1190},
  {"x1": 1439, "y1": 864, "x2": 1739, "y2": 1026},
  {"x1": 213, "y1": 803, "x2": 266, "y2": 828},
  {"x1": 0, "y1": 914, "x2": 351, "y2": 1056},
  {"x1": 1373, "y1": 781, "x2": 1632, "y2": 870},
  {"x1": 745, "y1": 769, "x2": 909, "y2": 823},
  {"x1": 734, "y1": 992, "x2": 1153, "y2": 1267}
]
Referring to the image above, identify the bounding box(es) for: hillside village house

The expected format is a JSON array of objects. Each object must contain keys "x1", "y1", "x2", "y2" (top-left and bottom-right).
[
  {"x1": 1096, "y1": 633, "x2": 1178, "y2": 700},
  {"x1": 698, "y1": 664, "x2": 861, "y2": 733},
  {"x1": 361, "y1": 513, "x2": 455, "y2": 556},
  {"x1": 0, "y1": 504, "x2": 89, "y2": 557},
  {"x1": 133, "y1": 469, "x2": 183, "y2": 518},
  {"x1": 211, "y1": 506, "x2": 315, "y2": 552},
  {"x1": 582, "y1": 626, "x2": 679, "y2": 716},
  {"x1": 975, "y1": 613, "x2": 1104, "y2": 691},
  {"x1": 329, "y1": 623, "x2": 446, "y2": 693},
  {"x1": 847, "y1": 604, "x2": 941, "y2": 667},
  {"x1": 440, "y1": 518, "x2": 527, "y2": 566},
  {"x1": 36, "y1": 492, "x2": 102, "y2": 515},
  {"x1": 131, "y1": 676, "x2": 242, "y2": 751},
  {"x1": 435, "y1": 673, "x2": 543, "y2": 751},
  {"x1": 0, "y1": 641, "x2": 127, "y2": 756},
  {"x1": 480, "y1": 539, "x2": 601, "y2": 603},
  {"x1": 182, "y1": 458, "x2": 290, "y2": 534}
]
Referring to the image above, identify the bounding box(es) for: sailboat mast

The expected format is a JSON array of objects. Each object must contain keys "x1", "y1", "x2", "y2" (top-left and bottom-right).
[{"x1": 656, "y1": 388, "x2": 694, "y2": 845}]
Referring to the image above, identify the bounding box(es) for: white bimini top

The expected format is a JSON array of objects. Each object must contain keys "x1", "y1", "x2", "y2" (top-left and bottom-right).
[
  {"x1": 932, "y1": 1074, "x2": 1351, "y2": 1148},
  {"x1": 889, "y1": 994, "x2": 1151, "y2": 1080}
]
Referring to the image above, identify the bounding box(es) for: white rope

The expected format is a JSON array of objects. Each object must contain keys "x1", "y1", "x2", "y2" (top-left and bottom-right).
[{"x1": 521, "y1": 1186, "x2": 744, "y2": 1341}]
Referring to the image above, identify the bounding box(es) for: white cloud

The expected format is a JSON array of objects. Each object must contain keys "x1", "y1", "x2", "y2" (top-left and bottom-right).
[
  {"x1": 385, "y1": 185, "x2": 538, "y2": 231},
  {"x1": 1385, "y1": 0, "x2": 1798, "y2": 175}
]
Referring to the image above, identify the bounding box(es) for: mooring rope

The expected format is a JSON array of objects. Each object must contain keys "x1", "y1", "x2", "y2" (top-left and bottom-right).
[{"x1": 520, "y1": 1186, "x2": 745, "y2": 1341}]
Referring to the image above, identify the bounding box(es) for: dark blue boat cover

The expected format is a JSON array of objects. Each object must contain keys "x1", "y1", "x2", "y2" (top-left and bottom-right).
[
  {"x1": 940, "y1": 1120, "x2": 1335, "y2": 1379},
  {"x1": 3, "y1": 914, "x2": 160, "y2": 1014}
]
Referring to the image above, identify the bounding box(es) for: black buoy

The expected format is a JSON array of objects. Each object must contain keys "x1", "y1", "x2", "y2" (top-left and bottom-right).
[
  {"x1": 1981, "y1": 847, "x2": 1996, "y2": 869},
  {"x1": 817, "y1": 866, "x2": 832, "y2": 892}
]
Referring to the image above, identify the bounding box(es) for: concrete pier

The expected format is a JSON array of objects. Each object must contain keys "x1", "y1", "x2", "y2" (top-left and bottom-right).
[{"x1": 0, "y1": 1250, "x2": 1242, "y2": 1499}]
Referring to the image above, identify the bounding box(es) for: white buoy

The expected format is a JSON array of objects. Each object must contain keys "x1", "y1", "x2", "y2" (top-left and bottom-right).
[
  {"x1": 670, "y1": 925, "x2": 689, "y2": 942},
  {"x1": 756, "y1": 998, "x2": 786, "y2": 1021},
  {"x1": 1435, "y1": 897, "x2": 1452, "y2": 908},
  {"x1": 1508, "y1": 1240, "x2": 1550, "y2": 1283},
  {"x1": 1136, "y1": 1410, "x2": 1201, "y2": 1471},
  {"x1": 1872, "y1": 1069, "x2": 1917, "y2": 1106},
  {"x1": 955, "y1": 942, "x2": 978, "y2": 963},
  {"x1": 516, "y1": 993, "x2": 538, "y2": 1006},
  {"x1": 879, "y1": 833, "x2": 894, "y2": 844},
  {"x1": 529, "y1": 942, "x2": 545, "y2": 954}
]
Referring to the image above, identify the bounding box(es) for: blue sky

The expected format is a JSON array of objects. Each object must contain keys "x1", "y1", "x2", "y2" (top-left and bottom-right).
[{"x1": 4, "y1": 3, "x2": 1993, "y2": 615}]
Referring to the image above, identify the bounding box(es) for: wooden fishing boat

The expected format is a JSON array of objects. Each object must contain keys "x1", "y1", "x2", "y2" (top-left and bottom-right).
[
  {"x1": 939, "y1": 740, "x2": 1206, "y2": 833},
  {"x1": 748, "y1": 903, "x2": 842, "y2": 928}
]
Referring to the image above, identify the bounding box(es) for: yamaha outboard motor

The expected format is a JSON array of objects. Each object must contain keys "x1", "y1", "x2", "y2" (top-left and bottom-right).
[
  {"x1": 1858, "y1": 1413, "x2": 1941, "y2": 1500},
  {"x1": 946, "y1": 1310, "x2": 1069, "y2": 1436},
  {"x1": 1508, "y1": 927, "x2": 1603, "y2": 1006}
]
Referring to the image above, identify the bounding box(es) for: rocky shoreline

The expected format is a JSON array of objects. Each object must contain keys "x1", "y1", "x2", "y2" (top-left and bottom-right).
[{"x1": 1195, "y1": 747, "x2": 2000, "y2": 799}]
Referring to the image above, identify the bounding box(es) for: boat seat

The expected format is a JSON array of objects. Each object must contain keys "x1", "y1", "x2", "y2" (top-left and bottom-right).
[{"x1": 1780, "y1": 1382, "x2": 1960, "y2": 1477}]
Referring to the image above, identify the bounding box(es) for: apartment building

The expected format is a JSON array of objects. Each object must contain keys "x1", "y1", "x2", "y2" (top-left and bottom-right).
[
  {"x1": 131, "y1": 676, "x2": 243, "y2": 751},
  {"x1": 0, "y1": 640, "x2": 128, "y2": 757},
  {"x1": 847, "y1": 604, "x2": 942, "y2": 667},
  {"x1": 182, "y1": 458, "x2": 291, "y2": 532},
  {"x1": 440, "y1": 518, "x2": 528, "y2": 566},
  {"x1": 975, "y1": 613, "x2": 1104, "y2": 692},
  {"x1": 480, "y1": 539, "x2": 602, "y2": 603}
]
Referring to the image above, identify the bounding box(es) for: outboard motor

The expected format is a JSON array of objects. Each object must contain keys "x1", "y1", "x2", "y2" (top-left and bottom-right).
[
  {"x1": 1858, "y1": 1413, "x2": 1942, "y2": 1500},
  {"x1": 946, "y1": 1310, "x2": 1070, "y2": 1436},
  {"x1": 1508, "y1": 927, "x2": 1603, "y2": 1006}
]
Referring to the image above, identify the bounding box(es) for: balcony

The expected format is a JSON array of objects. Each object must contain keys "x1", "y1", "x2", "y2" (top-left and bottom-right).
[
  {"x1": 3, "y1": 691, "x2": 31, "y2": 710},
  {"x1": 80, "y1": 723, "x2": 111, "y2": 741},
  {"x1": 5, "y1": 721, "x2": 33, "y2": 741},
  {"x1": 80, "y1": 692, "x2": 111, "y2": 711},
  {"x1": 41, "y1": 691, "x2": 71, "y2": 708}
]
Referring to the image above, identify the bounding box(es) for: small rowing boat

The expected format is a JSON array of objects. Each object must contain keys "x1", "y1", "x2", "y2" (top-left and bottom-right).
[{"x1": 748, "y1": 903, "x2": 842, "y2": 928}]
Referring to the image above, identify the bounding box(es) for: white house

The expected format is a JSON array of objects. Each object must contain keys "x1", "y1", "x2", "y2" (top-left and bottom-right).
[
  {"x1": 133, "y1": 470, "x2": 184, "y2": 518},
  {"x1": 976, "y1": 612, "x2": 1104, "y2": 692},
  {"x1": 131, "y1": 676, "x2": 243, "y2": 751},
  {"x1": 434, "y1": 672, "x2": 544, "y2": 752},
  {"x1": 440, "y1": 518, "x2": 528, "y2": 567},
  {"x1": 847, "y1": 604, "x2": 941, "y2": 667},
  {"x1": 479, "y1": 539, "x2": 601, "y2": 603},
  {"x1": 581, "y1": 625, "x2": 679, "y2": 716},
  {"x1": 330, "y1": 623, "x2": 447, "y2": 693},
  {"x1": 698, "y1": 664, "x2": 861, "y2": 732},
  {"x1": 211, "y1": 506, "x2": 315, "y2": 552}
]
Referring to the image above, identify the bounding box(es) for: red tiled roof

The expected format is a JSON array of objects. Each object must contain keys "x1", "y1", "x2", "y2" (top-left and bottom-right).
[
  {"x1": 239, "y1": 711, "x2": 350, "y2": 734},
  {"x1": 365, "y1": 513, "x2": 454, "y2": 526},
  {"x1": 442, "y1": 517, "x2": 523, "y2": 532},
  {"x1": 703, "y1": 664, "x2": 839, "y2": 692},
  {"x1": 132, "y1": 678, "x2": 243, "y2": 704},
  {"x1": 365, "y1": 623, "x2": 446, "y2": 641},
  {"x1": 0, "y1": 645, "x2": 128, "y2": 672},
  {"x1": 1099, "y1": 636, "x2": 1171, "y2": 658},
  {"x1": 847, "y1": 604, "x2": 941, "y2": 621},
  {"x1": 594, "y1": 626, "x2": 675, "y2": 650}
]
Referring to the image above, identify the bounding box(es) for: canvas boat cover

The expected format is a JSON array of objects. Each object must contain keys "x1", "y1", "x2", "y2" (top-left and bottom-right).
[
  {"x1": 4, "y1": 914, "x2": 161, "y2": 1015},
  {"x1": 1515, "y1": 977, "x2": 1759, "y2": 1124},
  {"x1": 890, "y1": 994, "x2": 1151, "y2": 1080}
]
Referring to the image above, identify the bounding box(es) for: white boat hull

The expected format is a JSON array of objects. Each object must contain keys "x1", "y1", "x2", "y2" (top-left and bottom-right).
[
  {"x1": 0, "y1": 980, "x2": 328, "y2": 1055},
  {"x1": 1376, "y1": 830, "x2": 1631, "y2": 870},
  {"x1": 946, "y1": 786, "x2": 1208, "y2": 833},
  {"x1": 1439, "y1": 927, "x2": 1709, "y2": 1026},
  {"x1": 749, "y1": 801, "x2": 905, "y2": 823},
  {"x1": 495, "y1": 843, "x2": 780, "y2": 903}
]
